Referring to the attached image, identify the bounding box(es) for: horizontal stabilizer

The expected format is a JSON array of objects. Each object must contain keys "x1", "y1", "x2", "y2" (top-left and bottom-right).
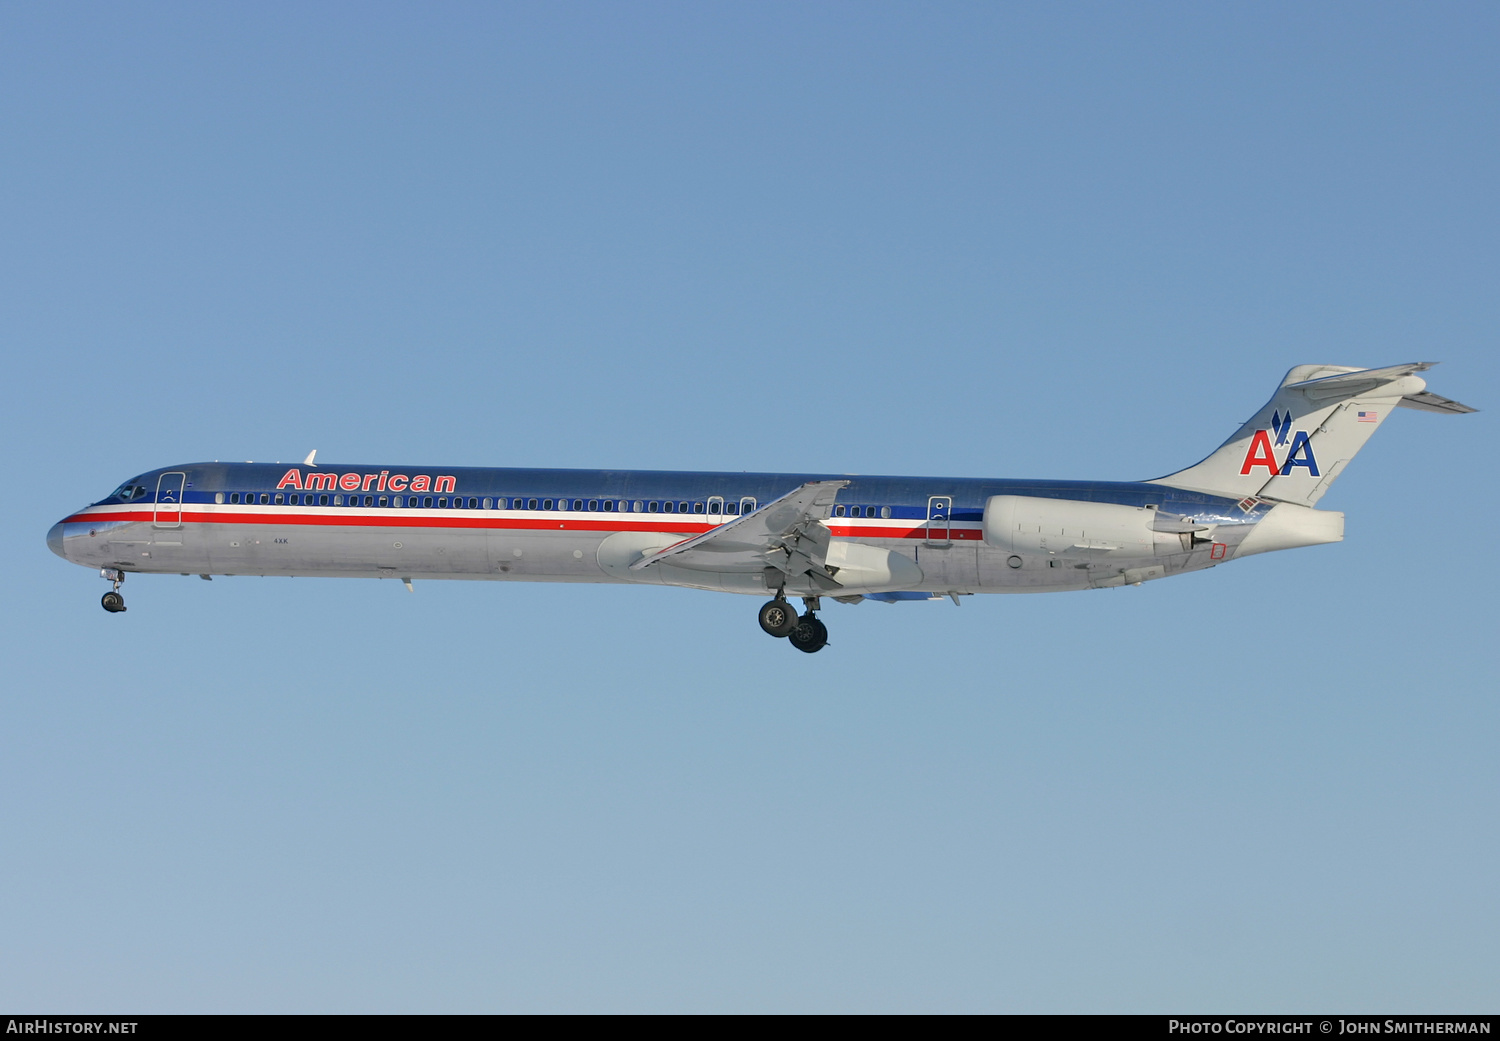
[
  {"x1": 1285, "y1": 362, "x2": 1437, "y2": 397},
  {"x1": 1396, "y1": 390, "x2": 1478, "y2": 415}
]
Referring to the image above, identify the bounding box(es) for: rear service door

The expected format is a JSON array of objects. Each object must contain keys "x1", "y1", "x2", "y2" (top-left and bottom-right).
[{"x1": 925, "y1": 495, "x2": 952, "y2": 546}]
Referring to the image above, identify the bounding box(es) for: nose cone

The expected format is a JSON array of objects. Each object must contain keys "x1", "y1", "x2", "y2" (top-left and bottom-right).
[{"x1": 47, "y1": 521, "x2": 68, "y2": 560}]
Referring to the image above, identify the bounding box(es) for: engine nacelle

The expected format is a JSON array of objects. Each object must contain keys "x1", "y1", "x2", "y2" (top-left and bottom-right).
[{"x1": 983, "y1": 495, "x2": 1174, "y2": 561}]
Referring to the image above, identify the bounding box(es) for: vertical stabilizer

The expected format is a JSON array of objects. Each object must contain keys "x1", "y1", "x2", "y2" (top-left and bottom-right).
[{"x1": 1149, "y1": 363, "x2": 1471, "y2": 505}]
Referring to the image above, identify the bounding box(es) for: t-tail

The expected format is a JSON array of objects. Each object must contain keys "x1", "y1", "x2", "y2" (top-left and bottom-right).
[{"x1": 1149, "y1": 362, "x2": 1476, "y2": 556}]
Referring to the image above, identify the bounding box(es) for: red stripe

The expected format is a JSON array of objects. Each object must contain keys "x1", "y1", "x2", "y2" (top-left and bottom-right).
[
  {"x1": 830, "y1": 525, "x2": 982, "y2": 540},
  {"x1": 66, "y1": 509, "x2": 983, "y2": 540}
]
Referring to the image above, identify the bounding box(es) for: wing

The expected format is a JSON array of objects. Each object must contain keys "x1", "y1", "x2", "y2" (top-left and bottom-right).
[{"x1": 630, "y1": 479, "x2": 851, "y2": 591}]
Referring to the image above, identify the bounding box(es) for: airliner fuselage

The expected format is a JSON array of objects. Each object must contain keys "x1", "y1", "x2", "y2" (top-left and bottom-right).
[{"x1": 46, "y1": 363, "x2": 1474, "y2": 653}]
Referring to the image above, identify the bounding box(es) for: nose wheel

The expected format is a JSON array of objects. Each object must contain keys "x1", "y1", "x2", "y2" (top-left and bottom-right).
[{"x1": 100, "y1": 568, "x2": 126, "y2": 613}]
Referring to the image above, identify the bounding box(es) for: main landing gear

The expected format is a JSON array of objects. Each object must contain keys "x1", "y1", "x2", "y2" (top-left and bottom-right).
[
  {"x1": 100, "y1": 569, "x2": 126, "y2": 613},
  {"x1": 758, "y1": 596, "x2": 828, "y2": 654}
]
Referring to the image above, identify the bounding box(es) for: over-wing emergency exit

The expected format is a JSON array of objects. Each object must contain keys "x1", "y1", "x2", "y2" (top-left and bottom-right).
[{"x1": 47, "y1": 363, "x2": 1476, "y2": 653}]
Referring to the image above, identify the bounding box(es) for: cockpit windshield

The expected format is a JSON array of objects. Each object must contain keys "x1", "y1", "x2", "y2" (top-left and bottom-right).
[{"x1": 108, "y1": 482, "x2": 149, "y2": 502}]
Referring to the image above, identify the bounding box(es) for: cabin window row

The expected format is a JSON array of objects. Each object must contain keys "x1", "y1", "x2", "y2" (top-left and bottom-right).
[
  {"x1": 833, "y1": 505, "x2": 891, "y2": 519},
  {"x1": 215, "y1": 492, "x2": 764, "y2": 515}
]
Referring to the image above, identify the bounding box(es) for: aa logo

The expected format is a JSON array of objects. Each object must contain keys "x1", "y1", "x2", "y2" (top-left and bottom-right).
[{"x1": 1240, "y1": 410, "x2": 1320, "y2": 477}]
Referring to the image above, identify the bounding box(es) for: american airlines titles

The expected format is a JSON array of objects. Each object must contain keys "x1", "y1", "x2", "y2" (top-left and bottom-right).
[{"x1": 275, "y1": 469, "x2": 457, "y2": 494}]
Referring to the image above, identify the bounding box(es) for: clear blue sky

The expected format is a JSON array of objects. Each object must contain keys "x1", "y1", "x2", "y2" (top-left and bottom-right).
[{"x1": 3, "y1": 1, "x2": 1496, "y2": 1012}]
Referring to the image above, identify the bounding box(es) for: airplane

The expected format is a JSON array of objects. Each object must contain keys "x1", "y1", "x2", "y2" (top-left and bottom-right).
[{"x1": 47, "y1": 363, "x2": 1474, "y2": 653}]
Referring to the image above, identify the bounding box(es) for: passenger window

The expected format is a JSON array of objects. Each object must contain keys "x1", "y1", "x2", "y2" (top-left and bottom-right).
[
  {"x1": 333, "y1": 495, "x2": 343, "y2": 505},
  {"x1": 541, "y1": 499, "x2": 552, "y2": 510},
  {"x1": 881, "y1": 506, "x2": 891, "y2": 519},
  {"x1": 708, "y1": 497, "x2": 723, "y2": 515},
  {"x1": 379, "y1": 496, "x2": 388, "y2": 507},
  {"x1": 662, "y1": 501, "x2": 674, "y2": 513},
  {"x1": 525, "y1": 497, "x2": 536, "y2": 510},
  {"x1": 229, "y1": 492, "x2": 240, "y2": 504},
  {"x1": 363, "y1": 495, "x2": 372, "y2": 506},
  {"x1": 833, "y1": 505, "x2": 844, "y2": 517},
  {"x1": 483, "y1": 498, "x2": 492, "y2": 510},
  {"x1": 259, "y1": 493, "x2": 269, "y2": 505},
  {"x1": 693, "y1": 502, "x2": 705, "y2": 514},
  {"x1": 603, "y1": 500, "x2": 615, "y2": 512},
  {"x1": 572, "y1": 499, "x2": 583, "y2": 511},
  {"x1": 320, "y1": 494, "x2": 330, "y2": 506},
  {"x1": 215, "y1": 492, "x2": 225, "y2": 504},
  {"x1": 647, "y1": 501, "x2": 658, "y2": 513},
  {"x1": 424, "y1": 496, "x2": 433, "y2": 508},
  {"x1": 679, "y1": 502, "x2": 689, "y2": 513},
  {"x1": 726, "y1": 502, "x2": 738, "y2": 515}
]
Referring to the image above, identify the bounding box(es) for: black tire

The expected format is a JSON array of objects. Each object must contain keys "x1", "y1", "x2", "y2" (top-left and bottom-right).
[
  {"x1": 758, "y1": 599, "x2": 799, "y2": 638},
  {"x1": 788, "y1": 614, "x2": 828, "y2": 654},
  {"x1": 101, "y1": 591, "x2": 126, "y2": 613}
]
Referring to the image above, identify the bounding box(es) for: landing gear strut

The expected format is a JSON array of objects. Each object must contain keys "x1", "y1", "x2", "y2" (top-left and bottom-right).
[{"x1": 100, "y1": 569, "x2": 126, "y2": 613}]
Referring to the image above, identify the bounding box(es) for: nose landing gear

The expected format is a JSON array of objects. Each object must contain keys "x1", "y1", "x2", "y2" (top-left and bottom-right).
[
  {"x1": 100, "y1": 569, "x2": 126, "y2": 613},
  {"x1": 758, "y1": 595, "x2": 829, "y2": 653}
]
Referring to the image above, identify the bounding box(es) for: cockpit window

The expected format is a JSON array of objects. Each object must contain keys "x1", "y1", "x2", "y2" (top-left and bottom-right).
[{"x1": 108, "y1": 483, "x2": 148, "y2": 501}]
